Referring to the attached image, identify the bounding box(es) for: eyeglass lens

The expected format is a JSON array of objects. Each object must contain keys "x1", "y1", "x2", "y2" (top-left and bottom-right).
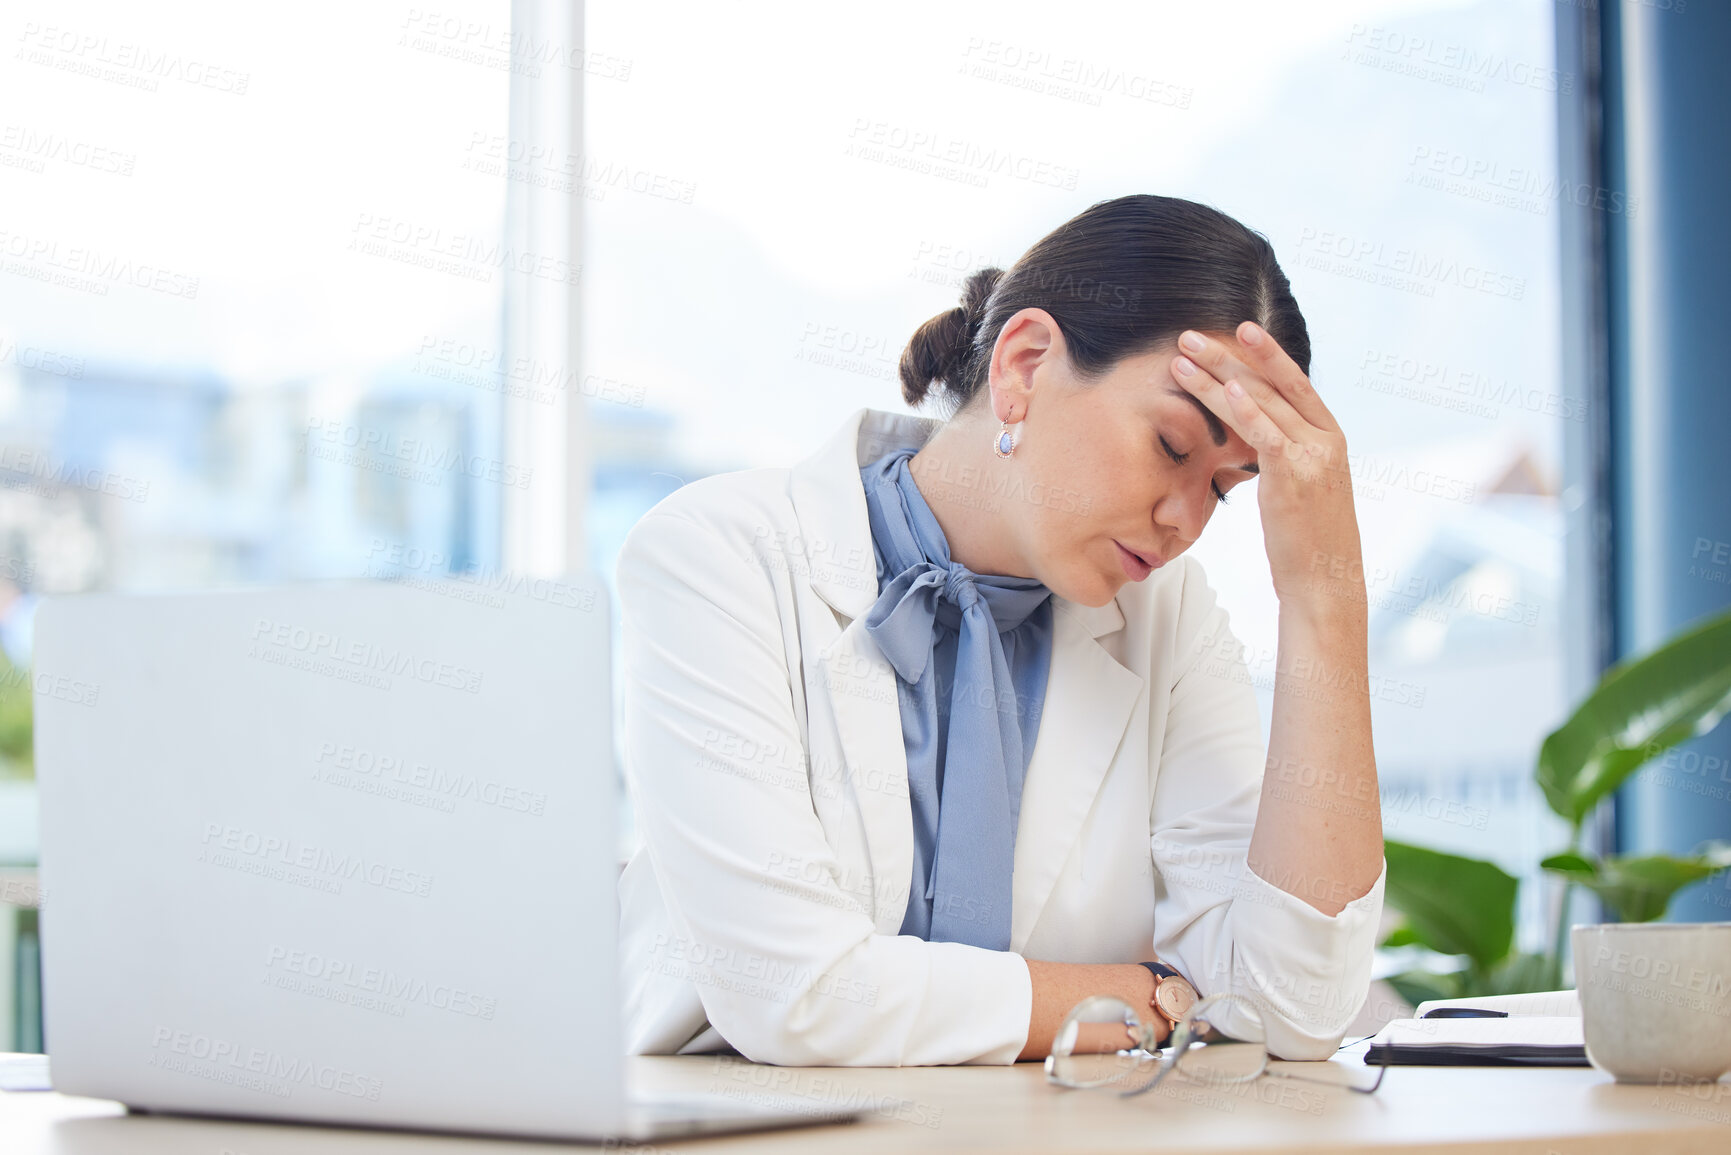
[
  {"x1": 1051, "y1": 990, "x2": 1388, "y2": 1098},
  {"x1": 1170, "y1": 995, "x2": 1268, "y2": 1085},
  {"x1": 1047, "y1": 995, "x2": 1157, "y2": 1088}
]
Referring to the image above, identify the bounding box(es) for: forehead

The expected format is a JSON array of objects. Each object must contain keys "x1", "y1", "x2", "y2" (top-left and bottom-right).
[
  {"x1": 1110, "y1": 341, "x2": 1228, "y2": 429},
  {"x1": 1108, "y1": 342, "x2": 1258, "y2": 463}
]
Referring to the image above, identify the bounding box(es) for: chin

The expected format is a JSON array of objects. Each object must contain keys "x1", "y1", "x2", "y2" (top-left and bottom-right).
[
  {"x1": 1083, "y1": 581, "x2": 1125, "y2": 608},
  {"x1": 1048, "y1": 567, "x2": 1121, "y2": 609}
]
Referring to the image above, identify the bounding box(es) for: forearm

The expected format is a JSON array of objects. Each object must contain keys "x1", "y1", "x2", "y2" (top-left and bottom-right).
[
  {"x1": 1246, "y1": 596, "x2": 1383, "y2": 916},
  {"x1": 1018, "y1": 959, "x2": 1164, "y2": 1062}
]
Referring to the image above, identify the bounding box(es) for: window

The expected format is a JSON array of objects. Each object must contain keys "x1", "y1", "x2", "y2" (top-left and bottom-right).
[{"x1": 0, "y1": 0, "x2": 516, "y2": 1048}]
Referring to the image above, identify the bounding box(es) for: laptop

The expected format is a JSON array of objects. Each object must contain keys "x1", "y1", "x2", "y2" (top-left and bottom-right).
[{"x1": 32, "y1": 578, "x2": 859, "y2": 1141}]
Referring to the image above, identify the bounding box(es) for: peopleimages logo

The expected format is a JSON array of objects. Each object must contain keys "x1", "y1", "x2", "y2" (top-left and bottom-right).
[
  {"x1": 248, "y1": 617, "x2": 483, "y2": 695},
  {"x1": 264, "y1": 945, "x2": 498, "y2": 1019},
  {"x1": 199, "y1": 821, "x2": 436, "y2": 898},
  {"x1": 1294, "y1": 227, "x2": 1526, "y2": 301},
  {"x1": 844, "y1": 118, "x2": 1080, "y2": 191},
  {"x1": 304, "y1": 417, "x2": 533, "y2": 490},
  {"x1": 0, "y1": 228, "x2": 200, "y2": 300},
  {"x1": 0, "y1": 443, "x2": 149, "y2": 501},
  {"x1": 364, "y1": 539, "x2": 598, "y2": 613},
  {"x1": 0, "y1": 124, "x2": 136, "y2": 175},
  {"x1": 1590, "y1": 945, "x2": 1731, "y2": 999},
  {"x1": 313, "y1": 740, "x2": 548, "y2": 816},
  {"x1": 1, "y1": 665, "x2": 99, "y2": 706},
  {"x1": 15, "y1": 23, "x2": 250, "y2": 101},
  {"x1": 148, "y1": 1026, "x2": 381, "y2": 1102}
]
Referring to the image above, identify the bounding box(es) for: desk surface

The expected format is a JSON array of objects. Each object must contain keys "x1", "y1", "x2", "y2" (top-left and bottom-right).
[{"x1": 4, "y1": 1046, "x2": 1730, "y2": 1154}]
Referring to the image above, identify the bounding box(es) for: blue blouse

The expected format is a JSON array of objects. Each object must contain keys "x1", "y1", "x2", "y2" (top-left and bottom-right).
[{"x1": 857, "y1": 445, "x2": 1055, "y2": 950}]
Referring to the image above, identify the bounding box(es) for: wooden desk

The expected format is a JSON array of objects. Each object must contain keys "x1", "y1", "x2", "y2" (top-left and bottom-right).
[{"x1": 3, "y1": 1045, "x2": 1729, "y2": 1154}]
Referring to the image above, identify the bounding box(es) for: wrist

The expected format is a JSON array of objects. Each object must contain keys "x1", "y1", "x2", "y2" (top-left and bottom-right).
[
  {"x1": 1138, "y1": 961, "x2": 1196, "y2": 1041},
  {"x1": 1277, "y1": 593, "x2": 1367, "y2": 640},
  {"x1": 1278, "y1": 541, "x2": 1370, "y2": 630}
]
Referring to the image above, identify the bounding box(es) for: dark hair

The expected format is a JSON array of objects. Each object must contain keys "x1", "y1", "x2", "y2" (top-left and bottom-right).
[{"x1": 898, "y1": 194, "x2": 1310, "y2": 418}]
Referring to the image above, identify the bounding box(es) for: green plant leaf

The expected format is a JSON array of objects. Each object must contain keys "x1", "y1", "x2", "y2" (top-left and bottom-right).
[
  {"x1": 1537, "y1": 607, "x2": 1731, "y2": 827},
  {"x1": 1539, "y1": 845, "x2": 1731, "y2": 922},
  {"x1": 0, "y1": 649, "x2": 33, "y2": 774},
  {"x1": 1381, "y1": 954, "x2": 1554, "y2": 1005},
  {"x1": 1379, "y1": 924, "x2": 1423, "y2": 949},
  {"x1": 1481, "y1": 951, "x2": 1556, "y2": 996},
  {"x1": 1383, "y1": 840, "x2": 1518, "y2": 972}
]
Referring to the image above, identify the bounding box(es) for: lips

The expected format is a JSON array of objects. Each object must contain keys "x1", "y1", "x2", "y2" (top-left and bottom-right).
[{"x1": 1114, "y1": 541, "x2": 1161, "y2": 581}]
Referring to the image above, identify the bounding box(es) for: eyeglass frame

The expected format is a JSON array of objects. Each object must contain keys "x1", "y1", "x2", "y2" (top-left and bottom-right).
[{"x1": 1043, "y1": 990, "x2": 1390, "y2": 1099}]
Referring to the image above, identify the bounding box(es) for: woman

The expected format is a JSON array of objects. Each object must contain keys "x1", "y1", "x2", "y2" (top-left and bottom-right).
[{"x1": 615, "y1": 194, "x2": 1385, "y2": 1068}]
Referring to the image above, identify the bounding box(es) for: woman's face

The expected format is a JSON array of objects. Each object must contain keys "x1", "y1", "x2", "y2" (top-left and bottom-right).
[{"x1": 999, "y1": 317, "x2": 1262, "y2": 608}]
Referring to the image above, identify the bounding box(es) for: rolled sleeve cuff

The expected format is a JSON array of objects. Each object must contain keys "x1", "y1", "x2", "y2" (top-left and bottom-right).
[
  {"x1": 1214, "y1": 857, "x2": 1387, "y2": 1060},
  {"x1": 702, "y1": 937, "x2": 1036, "y2": 1068},
  {"x1": 915, "y1": 944, "x2": 1032, "y2": 1066},
  {"x1": 970, "y1": 950, "x2": 1034, "y2": 1065}
]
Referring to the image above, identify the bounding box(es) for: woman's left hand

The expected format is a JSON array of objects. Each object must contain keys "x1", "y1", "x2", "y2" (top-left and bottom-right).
[{"x1": 1170, "y1": 322, "x2": 1363, "y2": 622}]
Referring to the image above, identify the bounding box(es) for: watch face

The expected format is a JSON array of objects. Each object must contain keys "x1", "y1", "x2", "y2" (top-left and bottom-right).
[{"x1": 1154, "y1": 977, "x2": 1198, "y2": 1022}]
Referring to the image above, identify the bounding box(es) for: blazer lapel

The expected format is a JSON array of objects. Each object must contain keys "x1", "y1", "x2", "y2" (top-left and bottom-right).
[
  {"x1": 788, "y1": 406, "x2": 938, "y2": 624},
  {"x1": 816, "y1": 616, "x2": 914, "y2": 934},
  {"x1": 790, "y1": 408, "x2": 931, "y2": 934},
  {"x1": 1009, "y1": 596, "x2": 1142, "y2": 954}
]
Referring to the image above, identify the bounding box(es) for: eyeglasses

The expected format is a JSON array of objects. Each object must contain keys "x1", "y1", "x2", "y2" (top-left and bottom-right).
[{"x1": 1044, "y1": 991, "x2": 1388, "y2": 1099}]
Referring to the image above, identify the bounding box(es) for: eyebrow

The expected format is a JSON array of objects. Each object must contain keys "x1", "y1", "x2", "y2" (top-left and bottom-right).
[
  {"x1": 1166, "y1": 385, "x2": 1228, "y2": 447},
  {"x1": 1163, "y1": 386, "x2": 1258, "y2": 474}
]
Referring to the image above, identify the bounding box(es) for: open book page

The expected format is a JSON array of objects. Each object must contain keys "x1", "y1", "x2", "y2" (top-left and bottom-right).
[
  {"x1": 0, "y1": 1055, "x2": 52, "y2": 1092},
  {"x1": 1372, "y1": 1016, "x2": 1583, "y2": 1049},
  {"x1": 1413, "y1": 989, "x2": 1581, "y2": 1018}
]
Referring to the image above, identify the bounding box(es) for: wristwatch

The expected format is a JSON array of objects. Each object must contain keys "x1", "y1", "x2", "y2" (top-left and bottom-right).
[{"x1": 1138, "y1": 961, "x2": 1198, "y2": 1036}]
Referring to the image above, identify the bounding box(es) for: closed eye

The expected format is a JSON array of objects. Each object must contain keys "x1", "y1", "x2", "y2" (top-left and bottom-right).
[{"x1": 1160, "y1": 436, "x2": 1230, "y2": 505}]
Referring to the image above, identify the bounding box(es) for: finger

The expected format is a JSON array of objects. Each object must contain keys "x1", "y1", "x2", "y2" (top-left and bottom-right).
[
  {"x1": 1233, "y1": 321, "x2": 1340, "y2": 433},
  {"x1": 1175, "y1": 330, "x2": 1308, "y2": 440},
  {"x1": 1220, "y1": 379, "x2": 1296, "y2": 466},
  {"x1": 1169, "y1": 353, "x2": 1289, "y2": 461}
]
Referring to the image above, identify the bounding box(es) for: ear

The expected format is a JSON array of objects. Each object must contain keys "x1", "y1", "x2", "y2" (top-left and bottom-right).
[{"x1": 987, "y1": 307, "x2": 1064, "y2": 423}]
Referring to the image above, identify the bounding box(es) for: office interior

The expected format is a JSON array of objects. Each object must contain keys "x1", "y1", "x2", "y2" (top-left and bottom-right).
[{"x1": 0, "y1": 0, "x2": 1727, "y2": 1101}]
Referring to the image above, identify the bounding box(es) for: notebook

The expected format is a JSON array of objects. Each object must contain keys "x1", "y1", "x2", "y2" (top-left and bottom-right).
[{"x1": 1365, "y1": 990, "x2": 1588, "y2": 1066}]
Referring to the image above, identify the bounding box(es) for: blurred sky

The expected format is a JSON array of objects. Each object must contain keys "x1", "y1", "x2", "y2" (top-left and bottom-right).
[
  {"x1": 0, "y1": 0, "x2": 509, "y2": 385},
  {"x1": 578, "y1": 0, "x2": 1565, "y2": 675},
  {"x1": 0, "y1": 0, "x2": 1567, "y2": 711},
  {"x1": 0, "y1": 0, "x2": 1579, "y2": 903}
]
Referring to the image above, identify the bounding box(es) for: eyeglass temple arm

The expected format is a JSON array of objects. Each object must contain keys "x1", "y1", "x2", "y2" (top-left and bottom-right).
[
  {"x1": 1114, "y1": 1054, "x2": 1175, "y2": 1099},
  {"x1": 1263, "y1": 1044, "x2": 1390, "y2": 1094}
]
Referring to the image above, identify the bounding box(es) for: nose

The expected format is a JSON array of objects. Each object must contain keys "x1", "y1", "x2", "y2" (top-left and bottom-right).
[{"x1": 1153, "y1": 482, "x2": 1209, "y2": 545}]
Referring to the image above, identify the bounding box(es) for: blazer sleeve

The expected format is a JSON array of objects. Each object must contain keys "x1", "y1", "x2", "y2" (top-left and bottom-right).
[
  {"x1": 616, "y1": 509, "x2": 1033, "y2": 1067},
  {"x1": 1146, "y1": 558, "x2": 1387, "y2": 1061}
]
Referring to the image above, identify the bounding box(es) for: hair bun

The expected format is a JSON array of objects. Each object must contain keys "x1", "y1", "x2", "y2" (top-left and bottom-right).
[
  {"x1": 899, "y1": 266, "x2": 1003, "y2": 413},
  {"x1": 958, "y1": 265, "x2": 1001, "y2": 333}
]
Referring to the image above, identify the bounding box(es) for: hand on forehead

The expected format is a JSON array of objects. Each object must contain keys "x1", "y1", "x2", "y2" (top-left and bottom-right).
[{"x1": 1175, "y1": 326, "x2": 1259, "y2": 382}]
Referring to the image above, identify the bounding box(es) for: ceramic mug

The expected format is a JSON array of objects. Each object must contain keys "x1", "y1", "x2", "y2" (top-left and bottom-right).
[{"x1": 1572, "y1": 922, "x2": 1731, "y2": 1084}]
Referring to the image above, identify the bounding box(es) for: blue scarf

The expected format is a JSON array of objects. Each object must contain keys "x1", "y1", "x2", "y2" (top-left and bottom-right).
[{"x1": 858, "y1": 445, "x2": 1055, "y2": 950}]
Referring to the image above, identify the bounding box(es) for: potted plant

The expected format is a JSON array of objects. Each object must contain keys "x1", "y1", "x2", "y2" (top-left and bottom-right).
[{"x1": 1380, "y1": 607, "x2": 1731, "y2": 1006}]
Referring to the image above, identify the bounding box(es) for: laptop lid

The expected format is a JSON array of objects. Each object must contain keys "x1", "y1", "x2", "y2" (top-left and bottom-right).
[{"x1": 35, "y1": 579, "x2": 627, "y2": 1138}]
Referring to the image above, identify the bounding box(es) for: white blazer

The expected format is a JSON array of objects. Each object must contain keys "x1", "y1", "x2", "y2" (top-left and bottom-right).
[{"x1": 615, "y1": 406, "x2": 1386, "y2": 1066}]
